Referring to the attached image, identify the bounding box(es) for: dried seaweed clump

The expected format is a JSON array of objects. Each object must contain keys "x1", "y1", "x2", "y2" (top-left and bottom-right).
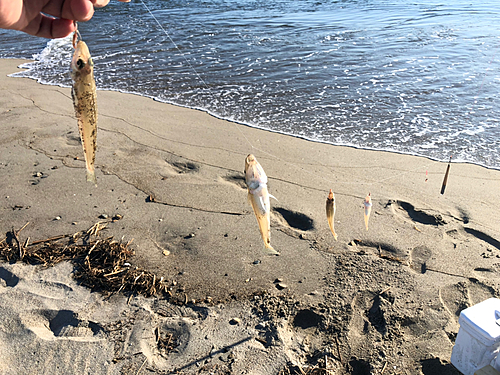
[{"x1": 0, "y1": 222, "x2": 168, "y2": 298}]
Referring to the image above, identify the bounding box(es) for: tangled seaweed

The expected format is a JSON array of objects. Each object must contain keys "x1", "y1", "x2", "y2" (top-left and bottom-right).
[{"x1": 0, "y1": 221, "x2": 168, "y2": 298}]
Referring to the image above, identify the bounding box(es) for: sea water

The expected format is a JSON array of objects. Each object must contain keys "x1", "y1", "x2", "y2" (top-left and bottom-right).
[{"x1": 0, "y1": 0, "x2": 499, "y2": 168}]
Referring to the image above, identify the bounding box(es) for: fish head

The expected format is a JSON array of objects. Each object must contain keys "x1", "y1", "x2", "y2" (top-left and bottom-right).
[
  {"x1": 244, "y1": 154, "x2": 256, "y2": 174},
  {"x1": 327, "y1": 189, "x2": 334, "y2": 201},
  {"x1": 71, "y1": 41, "x2": 94, "y2": 77},
  {"x1": 244, "y1": 154, "x2": 268, "y2": 187},
  {"x1": 364, "y1": 192, "x2": 372, "y2": 208}
]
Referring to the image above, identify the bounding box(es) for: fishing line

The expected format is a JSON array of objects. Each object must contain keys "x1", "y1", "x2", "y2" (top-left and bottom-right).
[{"x1": 137, "y1": 0, "x2": 433, "y2": 193}]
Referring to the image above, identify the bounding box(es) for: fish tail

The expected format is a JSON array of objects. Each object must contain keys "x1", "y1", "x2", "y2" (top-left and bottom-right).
[
  {"x1": 327, "y1": 213, "x2": 338, "y2": 240},
  {"x1": 331, "y1": 227, "x2": 338, "y2": 240},
  {"x1": 86, "y1": 169, "x2": 97, "y2": 185},
  {"x1": 264, "y1": 242, "x2": 279, "y2": 255},
  {"x1": 248, "y1": 191, "x2": 276, "y2": 253}
]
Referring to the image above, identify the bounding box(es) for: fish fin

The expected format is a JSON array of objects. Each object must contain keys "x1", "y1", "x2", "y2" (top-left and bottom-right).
[
  {"x1": 86, "y1": 169, "x2": 97, "y2": 186},
  {"x1": 269, "y1": 194, "x2": 278, "y2": 202}
]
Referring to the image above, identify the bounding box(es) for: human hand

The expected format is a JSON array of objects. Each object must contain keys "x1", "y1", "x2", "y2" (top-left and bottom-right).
[{"x1": 0, "y1": 0, "x2": 130, "y2": 39}]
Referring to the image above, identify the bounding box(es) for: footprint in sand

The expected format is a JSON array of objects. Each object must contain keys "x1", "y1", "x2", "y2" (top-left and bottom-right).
[
  {"x1": 65, "y1": 131, "x2": 81, "y2": 147},
  {"x1": 464, "y1": 228, "x2": 500, "y2": 251},
  {"x1": 409, "y1": 246, "x2": 432, "y2": 274},
  {"x1": 348, "y1": 240, "x2": 409, "y2": 266},
  {"x1": 445, "y1": 229, "x2": 463, "y2": 241},
  {"x1": 0, "y1": 266, "x2": 20, "y2": 288},
  {"x1": 349, "y1": 290, "x2": 387, "y2": 336},
  {"x1": 171, "y1": 161, "x2": 200, "y2": 174},
  {"x1": 439, "y1": 279, "x2": 497, "y2": 318},
  {"x1": 272, "y1": 207, "x2": 314, "y2": 232},
  {"x1": 21, "y1": 308, "x2": 104, "y2": 341},
  {"x1": 389, "y1": 200, "x2": 446, "y2": 226},
  {"x1": 292, "y1": 308, "x2": 323, "y2": 330}
]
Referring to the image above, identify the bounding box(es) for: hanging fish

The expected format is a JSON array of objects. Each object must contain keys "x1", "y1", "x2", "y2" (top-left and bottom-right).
[
  {"x1": 244, "y1": 154, "x2": 278, "y2": 255},
  {"x1": 363, "y1": 193, "x2": 372, "y2": 231},
  {"x1": 440, "y1": 156, "x2": 452, "y2": 195},
  {"x1": 71, "y1": 31, "x2": 98, "y2": 185},
  {"x1": 326, "y1": 189, "x2": 338, "y2": 240}
]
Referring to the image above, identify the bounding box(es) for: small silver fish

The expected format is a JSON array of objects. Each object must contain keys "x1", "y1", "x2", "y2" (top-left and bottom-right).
[
  {"x1": 244, "y1": 154, "x2": 278, "y2": 255},
  {"x1": 326, "y1": 189, "x2": 338, "y2": 240},
  {"x1": 71, "y1": 33, "x2": 97, "y2": 185},
  {"x1": 364, "y1": 193, "x2": 372, "y2": 230}
]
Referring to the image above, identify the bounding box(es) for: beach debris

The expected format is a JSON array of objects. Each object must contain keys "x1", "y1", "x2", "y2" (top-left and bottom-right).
[
  {"x1": 440, "y1": 155, "x2": 452, "y2": 195},
  {"x1": 155, "y1": 326, "x2": 180, "y2": 354},
  {"x1": 325, "y1": 189, "x2": 338, "y2": 240},
  {"x1": 335, "y1": 336, "x2": 343, "y2": 365},
  {"x1": 0, "y1": 222, "x2": 168, "y2": 299},
  {"x1": 363, "y1": 193, "x2": 372, "y2": 231},
  {"x1": 244, "y1": 154, "x2": 279, "y2": 255},
  {"x1": 425, "y1": 170, "x2": 428, "y2": 183},
  {"x1": 379, "y1": 286, "x2": 391, "y2": 296},
  {"x1": 71, "y1": 30, "x2": 98, "y2": 185}
]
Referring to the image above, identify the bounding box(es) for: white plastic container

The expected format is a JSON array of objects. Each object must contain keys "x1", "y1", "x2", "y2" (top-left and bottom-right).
[{"x1": 451, "y1": 298, "x2": 500, "y2": 375}]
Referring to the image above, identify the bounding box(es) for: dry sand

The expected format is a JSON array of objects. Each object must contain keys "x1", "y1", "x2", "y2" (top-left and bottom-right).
[{"x1": 1, "y1": 58, "x2": 500, "y2": 374}]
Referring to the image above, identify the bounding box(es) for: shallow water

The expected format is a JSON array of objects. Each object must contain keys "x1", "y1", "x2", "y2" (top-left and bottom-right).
[{"x1": 1, "y1": 0, "x2": 499, "y2": 168}]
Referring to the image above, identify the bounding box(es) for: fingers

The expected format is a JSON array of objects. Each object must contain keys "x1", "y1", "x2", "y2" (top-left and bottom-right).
[
  {"x1": 42, "y1": 0, "x2": 94, "y2": 22},
  {"x1": 92, "y1": 0, "x2": 131, "y2": 9},
  {"x1": 18, "y1": 0, "x2": 130, "y2": 39},
  {"x1": 92, "y1": 0, "x2": 111, "y2": 8},
  {"x1": 64, "y1": 0, "x2": 95, "y2": 22},
  {"x1": 24, "y1": 15, "x2": 76, "y2": 39}
]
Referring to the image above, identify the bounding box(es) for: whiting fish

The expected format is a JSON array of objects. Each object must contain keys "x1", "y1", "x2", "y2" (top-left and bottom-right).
[
  {"x1": 364, "y1": 193, "x2": 372, "y2": 231},
  {"x1": 71, "y1": 32, "x2": 98, "y2": 185},
  {"x1": 244, "y1": 154, "x2": 278, "y2": 255},
  {"x1": 326, "y1": 189, "x2": 338, "y2": 240}
]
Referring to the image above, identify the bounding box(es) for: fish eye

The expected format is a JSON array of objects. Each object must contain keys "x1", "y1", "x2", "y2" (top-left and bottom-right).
[{"x1": 76, "y1": 59, "x2": 85, "y2": 70}]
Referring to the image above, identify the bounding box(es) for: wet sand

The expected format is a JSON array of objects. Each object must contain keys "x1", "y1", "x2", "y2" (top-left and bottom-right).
[{"x1": 1, "y1": 58, "x2": 500, "y2": 374}]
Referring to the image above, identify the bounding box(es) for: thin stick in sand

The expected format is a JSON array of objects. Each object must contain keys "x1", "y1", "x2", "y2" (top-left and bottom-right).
[{"x1": 440, "y1": 155, "x2": 452, "y2": 195}]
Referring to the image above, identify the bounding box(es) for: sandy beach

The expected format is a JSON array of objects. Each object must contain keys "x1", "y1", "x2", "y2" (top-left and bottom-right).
[{"x1": 1, "y1": 57, "x2": 500, "y2": 375}]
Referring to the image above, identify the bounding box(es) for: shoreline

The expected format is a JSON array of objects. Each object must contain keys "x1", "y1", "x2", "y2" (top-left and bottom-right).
[
  {"x1": 2, "y1": 57, "x2": 500, "y2": 374},
  {"x1": 6, "y1": 57, "x2": 499, "y2": 172}
]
